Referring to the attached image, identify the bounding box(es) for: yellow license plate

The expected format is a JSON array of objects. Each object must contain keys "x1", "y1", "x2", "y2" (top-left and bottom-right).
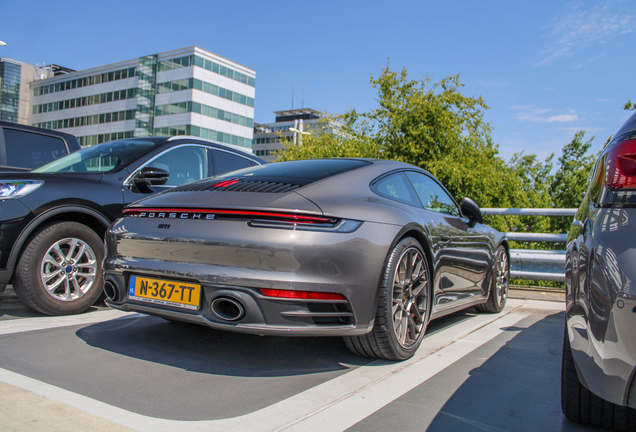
[{"x1": 128, "y1": 275, "x2": 201, "y2": 310}]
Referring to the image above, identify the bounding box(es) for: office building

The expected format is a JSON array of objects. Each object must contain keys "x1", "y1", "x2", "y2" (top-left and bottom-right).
[
  {"x1": 253, "y1": 108, "x2": 340, "y2": 162},
  {"x1": 0, "y1": 58, "x2": 62, "y2": 124},
  {"x1": 2, "y1": 46, "x2": 255, "y2": 148}
]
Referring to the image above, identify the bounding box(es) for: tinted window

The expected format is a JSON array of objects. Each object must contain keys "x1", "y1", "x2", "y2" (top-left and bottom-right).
[
  {"x1": 371, "y1": 172, "x2": 418, "y2": 206},
  {"x1": 214, "y1": 159, "x2": 370, "y2": 183},
  {"x1": 405, "y1": 171, "x2": 460, "y2": 216},
  {"x1": 33, "y1": 139, "x2": 160, "y2": 173},
  {"x1": 4, "y1": 128, "x2": 67, "y2": 169},
  {"x1": 213, "y1": 149, "x2": 254, "y2": 175},
  {"x1": 147, "y1": 146, "x2": 208, "y2": 186}
]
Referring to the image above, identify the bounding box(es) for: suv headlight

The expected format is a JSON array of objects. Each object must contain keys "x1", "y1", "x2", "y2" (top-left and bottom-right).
[{"x1": 0, "y1": 180, "x2": 44, "y2": 199}]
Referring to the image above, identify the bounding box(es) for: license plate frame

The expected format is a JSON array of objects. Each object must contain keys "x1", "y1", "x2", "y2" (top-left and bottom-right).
[{"x1": 128, "y1": 275, "x2": 201, "y2": 310}]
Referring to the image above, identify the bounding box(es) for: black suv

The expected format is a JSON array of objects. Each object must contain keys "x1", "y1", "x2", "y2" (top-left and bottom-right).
[
  {"x1": 0, "y1": 136, "x2": 265, "y2": 315},
  {"x1": 0, "y1": 121, "x2": 81, "y2": 172}
]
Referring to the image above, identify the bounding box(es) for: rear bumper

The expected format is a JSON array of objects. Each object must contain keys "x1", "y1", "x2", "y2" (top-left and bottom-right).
[{"x1": 103, "y1": 216, "x2": 403, "y2": 336}]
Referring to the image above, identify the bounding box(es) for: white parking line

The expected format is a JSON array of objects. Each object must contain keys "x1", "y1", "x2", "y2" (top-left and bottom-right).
[
  {"x1": 0, "y1": 300, "x2": 562, "y2": 432},
  {"x1": 0, "y1": 310, "x2": 140, "y2": 335},
  {"x1": 279, "y1": 310, "x2": 530, "y2": 431}
]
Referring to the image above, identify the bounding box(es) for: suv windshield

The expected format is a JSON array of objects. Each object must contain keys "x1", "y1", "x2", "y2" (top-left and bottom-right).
[{"x1": 33, "y1": 139, "x2": 161, "y2": 173}]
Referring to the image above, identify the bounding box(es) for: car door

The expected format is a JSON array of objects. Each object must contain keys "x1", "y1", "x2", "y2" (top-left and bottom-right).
[
  {"x1": 123, "y1": 144, "x2": 211, "y2": 204},
  {"x1": 404, "y1": 171, "x2": 492, "y2": 308}
]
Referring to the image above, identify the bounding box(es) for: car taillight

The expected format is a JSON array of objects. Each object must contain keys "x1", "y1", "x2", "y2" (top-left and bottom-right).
[
  {"x1": 123, "y1": 207, "x2": 336, "y2": 224},
  {"x1": 259, "y1": 289, "x2": 347, "y2": 301},
  {"x1": 606, "y1": 138, "x2": 636, "y2": 189},
  {"x1": 122, "y1": 208, "x2": 363, "y2": 233}
]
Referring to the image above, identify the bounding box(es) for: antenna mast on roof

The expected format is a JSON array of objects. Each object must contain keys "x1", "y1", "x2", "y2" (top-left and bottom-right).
[{"x1": 291, "y1": 84, "x2": 294, "y2": 110}]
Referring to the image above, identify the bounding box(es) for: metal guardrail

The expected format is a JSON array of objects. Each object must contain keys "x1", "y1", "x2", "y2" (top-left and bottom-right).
[{"x1": 481, "y1": 208, "x2": 577, "y2": 283}]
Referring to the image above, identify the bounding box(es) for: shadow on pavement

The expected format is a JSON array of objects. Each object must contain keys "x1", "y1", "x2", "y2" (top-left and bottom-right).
[
  {"x1": 349, "y1": 311, "x2": 603, "y2": 432},
  {"x1": 75, "y1": 306, "x2": 481, "y2": 378},
  {"x1": 0, "y1": 286, "x2": 109, "y2": 320},
  {"x1": 76, "y1": 314, "x2": 371, "y2": 378}
]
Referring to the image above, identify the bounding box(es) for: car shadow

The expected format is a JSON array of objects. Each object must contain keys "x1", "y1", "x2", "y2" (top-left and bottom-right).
[
  {"x1": 0, "y1": 286, "x2": 109, "y2": 319},
  {"x1": 75, "y1": 307, "x2": 480, "y2": 379},
  {"x1": 350, "y1": 311, "x2": 602, "y2": 432},
  {"x1": 76, "y1": 314, "x2": 371, "y2": 377},
  {"x1": 0, "y1": 286, "x2": 44, "y2": 319}
]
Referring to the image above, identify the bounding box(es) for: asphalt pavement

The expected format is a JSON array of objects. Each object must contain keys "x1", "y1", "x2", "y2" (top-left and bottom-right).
[{"x1": 0, "y1": 286, "x2": 607, "y2": 432}]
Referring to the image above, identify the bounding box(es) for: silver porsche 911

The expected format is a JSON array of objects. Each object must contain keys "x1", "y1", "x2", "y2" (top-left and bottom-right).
[{"x1": 104, "y1": 158, "x2": 510, "y2": 360}]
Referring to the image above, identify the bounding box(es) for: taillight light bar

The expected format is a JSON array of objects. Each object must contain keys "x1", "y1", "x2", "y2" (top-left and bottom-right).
[
  {"x1": 122, "y1": 208, "x2": 336, "y2": 224},
  {"x1": 259, "y1": 288, "x2": 347, "y2": 301},
  {"x1": 606, "y1": 138, "x2": 636, "y2": 189}
]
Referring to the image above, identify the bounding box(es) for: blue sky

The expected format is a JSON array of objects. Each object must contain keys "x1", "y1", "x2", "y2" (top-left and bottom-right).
[{"x1": 2, "y1": 0, "x2": 634, "y2": 162}]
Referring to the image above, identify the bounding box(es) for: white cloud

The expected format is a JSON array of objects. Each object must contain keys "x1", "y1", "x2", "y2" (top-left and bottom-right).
[
  {"x1": 514, "y1": 107, "x2": 580, "y2": 123},
  {"x1": 537, "y1": 0, "x2": 633, "y2": 66},
  {"x1": 545, "y1": 114, "x2": 580, "y2": 122}
]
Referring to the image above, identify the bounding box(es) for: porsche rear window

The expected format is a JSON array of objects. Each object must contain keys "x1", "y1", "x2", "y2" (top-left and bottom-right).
[{"x1": 213, "y1": 159, "x2": 371, "y2": 184}]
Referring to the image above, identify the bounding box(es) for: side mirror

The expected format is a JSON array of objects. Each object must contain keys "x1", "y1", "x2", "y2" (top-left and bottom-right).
[
  {"x1": 134, "y1": 167, "x2": 169, "y2": 188},
  {"x1": 460, "y1": 197, "x2": 483, "y2": 225}
]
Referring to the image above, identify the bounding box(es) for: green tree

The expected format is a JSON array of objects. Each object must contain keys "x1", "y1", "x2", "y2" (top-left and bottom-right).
[
  {"x1": 549, "y1": 131, "x2": 598, "y2": 233},
  {"x1": 277, "y1": 65, "x2": 522, "y2": 231},
  {"x1": 625, "y1": 100, "x2": 634, "y2": 110},
  {"x1": 276, "y1": 64, "x2": 603, "y2": 288},
  {"x1": 276, "y1": 65, "x2": 598, "y2": 237}
]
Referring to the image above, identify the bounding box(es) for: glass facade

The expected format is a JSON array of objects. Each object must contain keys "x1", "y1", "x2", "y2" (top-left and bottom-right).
[
  {"x1": 134, "y1": 55, "x2": 157, "y2": 137},
  {"x1": 254, "y1": 149, "x2": 276, "y2": 157},
  {"x1": 78, "y1": 131, "x2": 134, "y2": 146},
  {"x1": 255, "y1": 137, "x2": 283, "y2": 144},
  {"x1": 33, "y1": 109, "x2": 136, "y2": 130},
  {"x1": 157, "y1": 78, "x2": 254, "y2": 107},
  {"x1": 155, "y1": 102, "x2": 253, "y2": 127},
  {"x1": 0, "y1": 60, "x2": 21, "y2": 123},
  {"x1": 153, "y1": 125, "x2": 251, "y2": 148},
  {"x1": 158, "y1": 55, "x2": 255, "y2": 87},
  {"x1": 32, "y1": 67, "x2": 136, "y2": 96},
  {"x1": 33, "y1": 88, "x2": 136, "y2": 114}
]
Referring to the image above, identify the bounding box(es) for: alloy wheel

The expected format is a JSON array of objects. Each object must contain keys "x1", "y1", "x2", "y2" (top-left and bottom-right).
[
  {"x1": 40, "y1": 237, "x2": 98, "y2": 301},
  {"x1": 391, "y1": 246, "x2": 429, "y2": 349},
  {"x1": 494, "y1": 249, "x2": 509, "y2": 308}
]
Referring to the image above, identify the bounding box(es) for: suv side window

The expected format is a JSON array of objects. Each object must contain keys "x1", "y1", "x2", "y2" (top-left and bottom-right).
[
  {"x1": 405, "y1": 171, "x2": 460, "y2": 217},
  {"x1": 213, "y1": 149, "x2": 255, "y2": 175},
  {"x1": 146, "y1": 145, "x2": 208, "y2": 186},
  {"x1": 4, "y1": 128, "x2": 67, "y2": 169},
  {"x1": 371, "y1": 172, "x2": 419, "y2": 206}
]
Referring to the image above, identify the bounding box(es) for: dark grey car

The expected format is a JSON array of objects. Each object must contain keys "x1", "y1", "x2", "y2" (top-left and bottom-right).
[
  {"x1": 562, "y1": 112, "x2": 636, "y2": 429},
  {"x1": 104, "y1": 159, "x2": 510, "y2": 360}
]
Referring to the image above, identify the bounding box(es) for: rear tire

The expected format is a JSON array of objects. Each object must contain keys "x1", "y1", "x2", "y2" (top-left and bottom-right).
[
  {"x1": 344, "y1": 237, "x2": 431, "y2": 361},
  {"x1": 561, "y1": 326, "x2": 636, "y2": 430},
  {"x1": 13, "y1": 222, "x2": 104, "y2": 316},
  {"x1": 475, "y1": 245, "x2": 508, "y2": 313}
]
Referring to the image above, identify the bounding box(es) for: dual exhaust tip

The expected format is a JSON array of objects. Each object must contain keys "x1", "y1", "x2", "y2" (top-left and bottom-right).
[
  {"x1": 103, "y1": 279, "x2": 245, "y2": 322},
  {"x1": 211, "y1": 297, "x2": 245, "y2": 321},
  {"x1": 104, "y1": 280, "x2": 119, "y2": 302}
]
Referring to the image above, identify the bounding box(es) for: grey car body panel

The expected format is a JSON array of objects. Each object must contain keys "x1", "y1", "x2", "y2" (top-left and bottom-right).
[
  {"x1": 566, "y1": 111, "x2": 636, "y2": 408},
  {"x1": 105, "y1": 159, "x2": 505, "y2": 336},
  {"x1": 104, "y1": 217, "x2": 401, "y2": 335},
  {"x1": 129, "y1": 189, "x2": 324, "y2": 215},
  {"x1": 567, "y1": 205, "x2": 636, "y2": 407}
]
